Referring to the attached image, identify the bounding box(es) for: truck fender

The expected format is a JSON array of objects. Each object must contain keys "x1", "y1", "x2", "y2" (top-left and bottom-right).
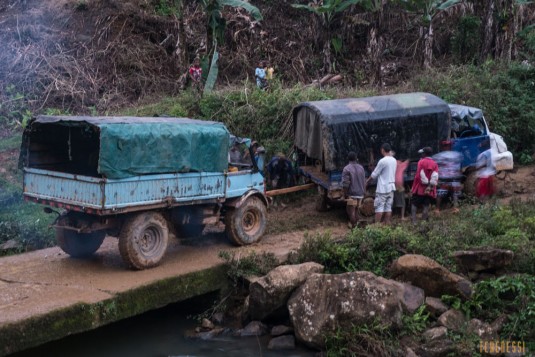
[{"x1": 225, "y1": 190, "x2": 269, "y2": 209}]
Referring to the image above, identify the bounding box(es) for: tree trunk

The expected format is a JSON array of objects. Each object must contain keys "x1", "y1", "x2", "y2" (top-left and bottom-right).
[
  {"x1": 366, "y1": 27, "x2": 383, "y2": 84},
  {"x1": 423, "y1": 22, "x2": 434, "y2": 69},
  {"x1": 365, "y1": 0, "x2": 387, "y2": 85},
  {"x1": 322, "y1": 30, "x2": 333, "y2": 74},
  {"x1": 479, "y1": 0, "x2": 495, "y2": 62},
  {"x1": 495, "y1": 0, "x2": 515, "y2": 62},
  {"x1": 206, "y1": 25, "x2": 214, "y2": 58},
  {"x1": 174, "y1": 0, "x2": 188, "y2": 72}
]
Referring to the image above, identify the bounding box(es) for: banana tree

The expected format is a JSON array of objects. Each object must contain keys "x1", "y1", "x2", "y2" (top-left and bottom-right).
[
  {"x1": 292, "y1": 0, "x2": 365, "y2": 73},
  {"x1": 199, "y1": 0, "x2": 262, "y2": 92},
  {"x1": 400, "y1": 0, "x2": 463, "y2": 68},
  {"x1": 495, "y1": 0, "x2": 533, "y2": 61},
  {"x1": 358, "y1": 0, "x2": 387, "y2": 84}
]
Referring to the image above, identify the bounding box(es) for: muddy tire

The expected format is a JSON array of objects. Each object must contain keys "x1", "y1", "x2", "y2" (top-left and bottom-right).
[
  {"x1": 464, "y1": 170, "x2": 478, "y2": 197},
  {"x1": 225, "y1": 197, "x2": 267, "y2": 246},
  {"x1": 119, "y1": 212, "x2": 169, "y2": 270},
  {"x1": 56, "y1": 228, "x2": 105, "y2": 258}
]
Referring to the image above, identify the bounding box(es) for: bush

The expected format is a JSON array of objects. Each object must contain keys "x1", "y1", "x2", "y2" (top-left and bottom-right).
[{"x1": 218, "y1": 250, "x2": 279, "y2": 287}]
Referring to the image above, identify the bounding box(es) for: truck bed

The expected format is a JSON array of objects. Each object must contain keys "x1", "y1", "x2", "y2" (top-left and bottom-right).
[{"x1": 23, "y1": 168, "x2": 227, "y2": 215}]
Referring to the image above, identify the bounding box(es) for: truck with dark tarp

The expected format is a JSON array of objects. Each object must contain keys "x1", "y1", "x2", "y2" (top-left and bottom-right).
[
  {"x1": 20, "y1": 116, "x2": 268, "y2": 269},
  {"x1": 292, "y1": 92, "x2": 513, "y2": 212}
]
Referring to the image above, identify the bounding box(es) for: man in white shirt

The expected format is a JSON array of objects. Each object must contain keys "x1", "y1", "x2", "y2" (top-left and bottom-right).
[{"x1": 366, "y1": 143, "x2": 397, "y2": 224}]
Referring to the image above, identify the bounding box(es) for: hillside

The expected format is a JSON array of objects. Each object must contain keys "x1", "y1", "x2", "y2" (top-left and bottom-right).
[{"x1": 1, "y1": 0, "x2": 534, "y2": 123}]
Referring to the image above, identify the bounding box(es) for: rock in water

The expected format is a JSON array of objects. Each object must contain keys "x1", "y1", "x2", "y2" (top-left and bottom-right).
[
  {"x1": 271, "y1": 325, "x2": 293, "y2": 336},
  {"x1": 240, "y1": 321, "x2": 268, "y2": 337},
  {"x1": 268, "y1": 335, "x2": 295, "y2": 350},
  {"x1": 287, "y1": 271, "x2": 424, "y2": 349},
  {"x1": 248, "y1": 262, "x2": 324, "y2": 321},
  {"x1": 390, "y1": 254, "x2": 473, "y2": 299}
]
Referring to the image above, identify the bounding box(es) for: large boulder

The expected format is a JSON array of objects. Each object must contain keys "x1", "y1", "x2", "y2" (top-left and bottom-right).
[
  {"x1": 390, "y1": 254, "x2": 472, "y2": 299},
  {"x1": 248, "y1": 262, "x2": 324, "y2": 321},
  {"x1": 287, "y1": 271, "x2": 424, "y2": 349},
  {"x1": 452, "y1": 249, "x2": 514, "y2": 273}
]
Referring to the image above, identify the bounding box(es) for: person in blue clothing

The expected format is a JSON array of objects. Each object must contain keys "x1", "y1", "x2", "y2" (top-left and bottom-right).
[
  {"x1": 255, "y1": 60, "x2": 268, "y2": 90},
  {"x1": 267, "y1": 154, "x2": 294, "y2": 189}
]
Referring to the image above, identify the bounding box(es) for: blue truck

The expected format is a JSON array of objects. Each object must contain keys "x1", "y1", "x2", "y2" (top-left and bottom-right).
[
  {"x1": 292, "y1": 93, "x2": 513, "y2": 213},
  {"x1": 20, "y1": 116, "x2": 268, "y2": 269}
]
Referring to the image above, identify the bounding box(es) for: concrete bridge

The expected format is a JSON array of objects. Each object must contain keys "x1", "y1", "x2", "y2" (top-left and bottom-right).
[{"x1": 0, "y1": 226, "x2": 343, "y2": 356}]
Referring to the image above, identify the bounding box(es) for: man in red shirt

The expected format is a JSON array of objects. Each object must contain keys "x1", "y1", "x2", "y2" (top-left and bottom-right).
[{"x1": 411, "y1": 147, "x2": 439, "y2": 223}]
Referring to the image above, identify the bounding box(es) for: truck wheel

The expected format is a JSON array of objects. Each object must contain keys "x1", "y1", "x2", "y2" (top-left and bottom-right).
[
  {"x1": 315, "y1": 187, "x2": 329, "y2": 212},
  {"x1": 56, "y1": 228, "x2": 105, "y2": 258},
  {"x1": 464, "y1": 170, "x2": 478, "y2": 197},
  {"x1": 226, "y1": 197, "x2": 267, "y2": 246},
  {"x1": 119, "y1": 212, "x2": 169, "y2": 270}
]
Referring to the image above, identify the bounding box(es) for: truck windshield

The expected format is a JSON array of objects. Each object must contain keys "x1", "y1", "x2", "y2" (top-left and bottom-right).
[{"x1": 452, "y1": 116, "x2": 486, "y2": 138}]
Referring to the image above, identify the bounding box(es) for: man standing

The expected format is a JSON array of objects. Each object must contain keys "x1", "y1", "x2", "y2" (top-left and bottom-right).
[
  {"x1": 411, "y1": 147, "x2": 439, "y2": 223},
  {"x1": 342, "y1": 151, "x2": 366, "y2": 228},
  {"x1": 476, "y1": 139, "x2": 496, "y2": 202},
  {"x1": 366, "y1": 143, "x2": 397, "y2": 225}
]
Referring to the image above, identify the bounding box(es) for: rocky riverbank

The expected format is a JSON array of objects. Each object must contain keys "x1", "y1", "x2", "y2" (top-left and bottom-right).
[{"x1": 189, "y1": 248, "x2": 531, "y2": 356}]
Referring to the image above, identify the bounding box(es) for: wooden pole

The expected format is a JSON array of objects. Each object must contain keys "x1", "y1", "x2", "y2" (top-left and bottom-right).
[{"x1": 265, "y1": 183, "x2": 316, "y2": 197}]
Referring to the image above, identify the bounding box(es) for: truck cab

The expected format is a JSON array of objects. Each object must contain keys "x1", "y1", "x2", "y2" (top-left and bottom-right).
[
  {"x1": 449, "y1": 104, "x2": 513, "y2": 172},
  {"x1": 20, "y1": 116, "x2": 268, "y2": 269}
]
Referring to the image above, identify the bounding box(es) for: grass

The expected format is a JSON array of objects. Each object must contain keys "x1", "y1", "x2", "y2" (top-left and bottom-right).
[
  {"x1": 0, "y1": 134, "x2": 55, "y2": 254},
  {"x1": 0, "y1": 133, "x2": 22, "y2": 151}
]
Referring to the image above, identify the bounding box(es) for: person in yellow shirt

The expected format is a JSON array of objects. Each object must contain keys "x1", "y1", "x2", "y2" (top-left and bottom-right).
[{"x1": 265, "y1": 61, "x2": 274, "y2": 80}]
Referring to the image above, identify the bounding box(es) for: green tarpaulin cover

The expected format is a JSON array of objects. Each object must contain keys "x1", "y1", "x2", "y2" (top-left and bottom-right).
[{"x1": 27, "y1": 116, "x2": 230, "y2": 179}]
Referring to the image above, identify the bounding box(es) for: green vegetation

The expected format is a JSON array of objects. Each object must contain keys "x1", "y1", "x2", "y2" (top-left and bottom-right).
[
  {"x1": 218, "y1": 250, "x2": 279, "y2": 287},
  {"x1": 0, "y1": 176, "x2": 55, "y2": 255},
  {"x1": 292, "y1": 200, "x2": 535, "y2": 275},
  {"x1": 123, "y1": 83, "x2": 376, "y2": 156},
  {"x1": 325, "y1": 320, "x2": 399, "y2": 357}
]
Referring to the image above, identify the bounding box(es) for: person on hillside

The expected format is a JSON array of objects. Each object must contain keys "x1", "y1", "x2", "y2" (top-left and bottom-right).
[
  {"x1": 265, "y1": 61, "x2": 274, "y2": 82},
  {"x1": 476, "y1": 139, "x2": 496, "y2": 202},
  {"x1": 366, "y1": 143, "x2": 397, "y2": 225},
  {"x1": 342, "y1": 151, "x2": 366, "y2": 228},
  {"x1": 393, "y1": 151, "x2": 409, "y2": 220},
  {"x1": 255, "y1": 60, "x2": 268, "y2": 90},
  {"x1": 411, "y1": 147, "x2": 439, "y2": 223},
  {"x1": 188, "y1": 57, "x2": 202, "y2": 91}
]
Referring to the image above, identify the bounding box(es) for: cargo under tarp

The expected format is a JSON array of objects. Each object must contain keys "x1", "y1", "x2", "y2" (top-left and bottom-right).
[
  {"x1": 293, "y1": 93, "x2": 451, "y2": 171},
  {"x1": 21, "y1": 116, "x2": 230, "y2": 179}
]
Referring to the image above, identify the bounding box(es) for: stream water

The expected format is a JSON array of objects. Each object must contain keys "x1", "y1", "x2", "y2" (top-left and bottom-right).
[{"x1": 10, "y1": 294, "x2": 316, "y2": 357}]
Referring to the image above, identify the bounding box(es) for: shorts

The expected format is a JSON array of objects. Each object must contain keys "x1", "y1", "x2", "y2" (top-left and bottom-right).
[
  {"x1": 374, "y1": 192, "x2": 394, "y2": 213},
  {"x1": 393, "y1": 191, "x2": 406, "y2": 208},
  {"x1": 346, "y1": 196, "x2": 363, "y2": 207},
  {"x1": 411, "y1": 194, "x2": 435, "y2": 207},
  {"x1": 476, "y1": 176, "x2": 495, "y2": 198}
]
